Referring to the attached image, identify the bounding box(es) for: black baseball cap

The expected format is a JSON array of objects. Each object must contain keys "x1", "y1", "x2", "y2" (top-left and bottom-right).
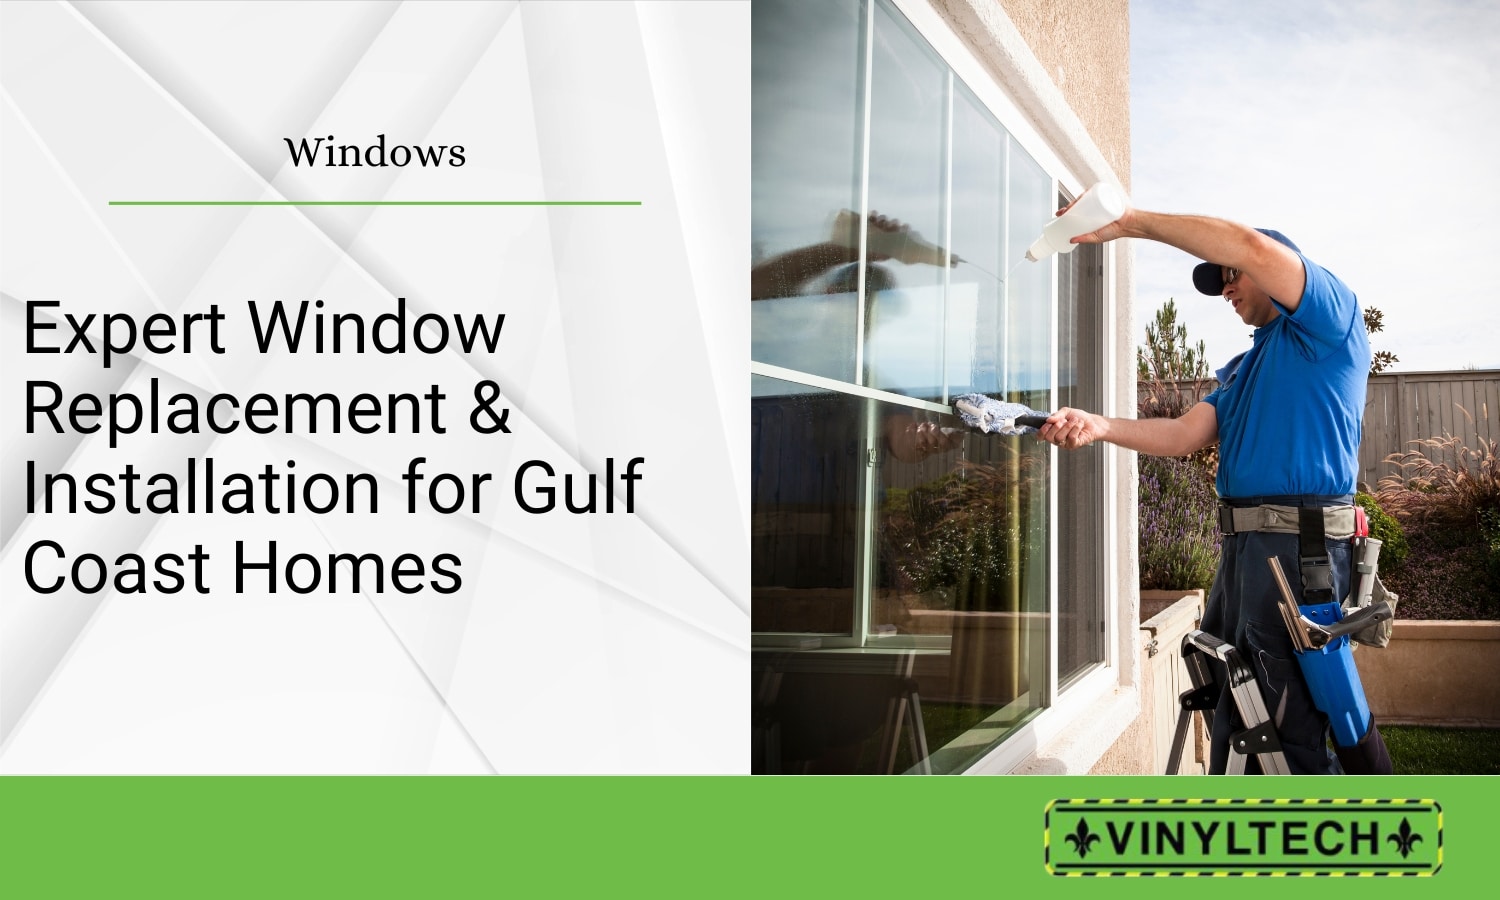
[{"x1": 1192, "y1": 228, "x2": 1301, "y2": 295}]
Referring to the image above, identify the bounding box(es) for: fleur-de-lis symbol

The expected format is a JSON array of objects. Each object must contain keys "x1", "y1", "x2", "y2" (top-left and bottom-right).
[
  {"x1": 1388, "y1": 817, "x2": 1423, "y2": 858},
  {"x1": 1065, "y1": 818, "x2": 1101, "y2": 858}
]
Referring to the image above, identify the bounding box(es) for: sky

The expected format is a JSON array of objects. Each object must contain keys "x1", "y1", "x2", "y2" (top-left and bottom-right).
[{"x1": 1129, "y1": 0, "x2": 1500, "y2": 374}]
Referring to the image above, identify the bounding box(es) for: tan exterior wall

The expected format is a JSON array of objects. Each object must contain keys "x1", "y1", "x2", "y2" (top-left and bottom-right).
[{"x1": 996, "y1": 0, "x2": 1131, "y2": 192}]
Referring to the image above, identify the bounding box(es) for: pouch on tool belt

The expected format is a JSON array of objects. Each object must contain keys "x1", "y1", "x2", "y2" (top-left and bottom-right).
[{"x1": 1343, "y1": 534, "x2": 1398, "y2": 649}]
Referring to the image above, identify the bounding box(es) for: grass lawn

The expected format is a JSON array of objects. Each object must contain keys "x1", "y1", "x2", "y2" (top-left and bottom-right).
[{"x1": 1381, "y1": 725, "x2": 1500, "y2": 775}]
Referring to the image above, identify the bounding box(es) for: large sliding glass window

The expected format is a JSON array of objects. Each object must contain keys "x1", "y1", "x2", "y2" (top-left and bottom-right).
[{"x1": 751, "y1": 0, "x2": 1106, "y2": 775}]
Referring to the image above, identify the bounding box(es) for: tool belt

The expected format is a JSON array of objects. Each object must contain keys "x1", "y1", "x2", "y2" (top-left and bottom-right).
[
  {"x1": 1216, "y1": 503, "x2": 1357, "y2": 540},
  {"x1": 1218, "y1": 501, "x2": 1396, "y2": 648}
]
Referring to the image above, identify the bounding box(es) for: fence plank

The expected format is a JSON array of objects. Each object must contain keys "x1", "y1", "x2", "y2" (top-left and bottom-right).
[{"x1": 1487, "y1": 379, "x2": 1500, "y2": 444}]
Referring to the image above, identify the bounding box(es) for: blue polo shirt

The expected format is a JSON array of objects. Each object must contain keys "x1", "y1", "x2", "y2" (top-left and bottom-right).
[{"x1": 1202, "y1": 253, "x2": 1370, "y2": 499}]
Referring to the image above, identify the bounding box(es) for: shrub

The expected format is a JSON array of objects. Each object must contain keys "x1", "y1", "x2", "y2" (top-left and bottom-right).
[
  {"x1": 881, "y1": 456, "x2": 1044, "y2": 610},
  {"x1": 1374, "y1": 420, "x2": 1500, "y2": 618},
  {"x1": 1355, "y1": 491, "x2": 1408, "y2": 574},
  {"x1": 1481, "y1": 507, "x2": 1500, "y2": 591},
  {"x1": 1375, "y1": 423, "x2": 1500, "y2": 530},
  {"x1": 1378, "y1": 497, "x2": 1494, "y2": 619},
  {"x1": 1134, "y1": 301, "x2": 1221, "y2": 592},
  {"x1": 1136, "y1": 307, "x2": 1219, "y2": 497},
  {"x1": 1138, "y1": 454, "x2": 1220, "y2": 593}
]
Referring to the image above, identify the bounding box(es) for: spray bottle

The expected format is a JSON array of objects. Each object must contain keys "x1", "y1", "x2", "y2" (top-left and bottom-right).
[{"x1": 1025, "y1": 182, "x2": 1128, "y2": 262}]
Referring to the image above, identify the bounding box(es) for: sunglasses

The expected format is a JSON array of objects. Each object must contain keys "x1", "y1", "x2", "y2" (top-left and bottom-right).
[{"x1": 1221, "y1": 266, "x2": 1242, "y2": 287}]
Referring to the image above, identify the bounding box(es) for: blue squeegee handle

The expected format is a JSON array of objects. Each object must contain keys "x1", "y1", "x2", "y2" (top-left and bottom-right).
[{"x1": 1015, "y1": 415, "x2": 1051, "y2": 429}]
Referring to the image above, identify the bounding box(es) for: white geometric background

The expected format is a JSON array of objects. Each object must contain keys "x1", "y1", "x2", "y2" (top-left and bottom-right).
[{"x1": 0, "y1": 1, "x2": 748, "y2": 773}]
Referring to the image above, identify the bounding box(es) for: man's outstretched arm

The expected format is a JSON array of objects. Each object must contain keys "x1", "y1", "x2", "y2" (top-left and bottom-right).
[
  {"x1": 1064, "y1": 204, "x2": 1307, "y2": 313},
  {"x1": 1037, "y1": 400, "x2": 1218, "y2": 456}
]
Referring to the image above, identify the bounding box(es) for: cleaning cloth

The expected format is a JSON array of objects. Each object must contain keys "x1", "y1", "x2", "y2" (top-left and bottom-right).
[{"x1": 951, "y1": 393, "x2": 1051, "y2": 436}]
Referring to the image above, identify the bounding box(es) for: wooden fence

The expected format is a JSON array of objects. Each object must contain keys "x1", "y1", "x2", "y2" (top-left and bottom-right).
[
  {"x1": 1143, "y1": 370, "x2": 1500, "y2": 487},
  {"x1": 1360, "y1": 371, "x2": 1500, "y2": 486}
]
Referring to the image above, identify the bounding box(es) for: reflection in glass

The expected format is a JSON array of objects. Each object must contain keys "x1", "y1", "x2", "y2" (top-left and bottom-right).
[
  {"x1": 750, "y1": 0, "x2": 864, "y2": 381},
  {"x1": 863, "y1": 3, "x2": 948, "y2": 398},
  {"x1": 1057, "y1": 224, "x2": 1107, "y2": 686},
  {"x1": 751, "y1": 377, "x2": 863, "y2": 636},
  {"x1": 949, "y1": 82, "x2": 1006, "y2": 398},
  {"x1": 872, "y1": 401, "x2": 1050, "y2": 774},
  {"x1": 752, "y1": 388, "x2": 1051, "y2": 774},
  {"x1": 1005, "y1": 145, "x2": 1053, "y2": 400},
  {"x1": 751, "y1": 0, "x2": 1103, "y2": 775}
]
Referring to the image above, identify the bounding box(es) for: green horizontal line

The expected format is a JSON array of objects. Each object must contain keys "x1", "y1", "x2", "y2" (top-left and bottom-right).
[{"x1": 108, "y1": 200, "x2": 641, "y2": 207}]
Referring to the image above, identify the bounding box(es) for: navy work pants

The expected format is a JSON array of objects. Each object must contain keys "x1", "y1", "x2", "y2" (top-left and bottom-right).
[{"x1": 1200, "y1": 507, "x2": 1352, "y2": 775}]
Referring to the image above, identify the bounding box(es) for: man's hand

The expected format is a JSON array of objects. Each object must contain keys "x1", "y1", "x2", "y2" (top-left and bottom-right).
[
  {"x1": 1037, "y1": 407, "x2": 1108, "y2": 450},
  {"x1": 1035, "y1": 401, "x2": 1217, "y2": 457},
  {"x1": 1052, "y1": 196, "x2": 1134, "y2": 246}
]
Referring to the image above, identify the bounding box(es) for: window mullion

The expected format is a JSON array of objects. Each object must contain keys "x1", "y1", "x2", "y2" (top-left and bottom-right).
[
  {"x1": 1047, "y1": 180, "x2": 1062, "y2": 707},
  {"x1": 940, "y1": 69, "x2": 954, "y2": 405},
  {"x1": 852, "y1": 0, "x2": 878, "y2": 645},
  {"x1": 853, "y1": 0, "x2": 875, "y2": 388}
]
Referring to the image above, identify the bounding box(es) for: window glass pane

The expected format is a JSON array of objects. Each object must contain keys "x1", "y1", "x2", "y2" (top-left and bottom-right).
[
  {"x1": 1057, "y1": 232, "x2": 1108, "y2": 685},
  {"x1": 751, "y1": 376, "x2": 864, "y2": 637},
  {"x1": 1005, "y1": 144, "x2": 1053, "y2": 407},
  {"x1": 754, "y1": 389, "x2": 1050, "y2": 774},
  {"x1": 750, "y1": 0, "x2": 865, "y2": 381},
  {"x1": 948, "y1": 83, "x2": 1005, "y2": 398},
  {"x1": 872, "y1": 402, "x2": 1050, "y2": 773},
  {"x1": 863, "y1": 2, "x2": 948, "y2": 398}
]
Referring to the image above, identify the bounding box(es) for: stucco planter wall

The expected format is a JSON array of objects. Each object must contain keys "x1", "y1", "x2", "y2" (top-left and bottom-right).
[
  {"x1": 1139, "y1": 590, "x2": 1207, "y2": 774},
  {"x1": 1091, "y1": 590, "x2": 1206, "y2": 774},
  {"x1": 1355, "y1": 620, "x2": 1500, "y2": 727}
]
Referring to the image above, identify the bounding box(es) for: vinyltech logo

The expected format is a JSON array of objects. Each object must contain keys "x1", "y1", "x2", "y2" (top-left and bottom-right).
[{"x1": 1045, "y1": 799, "x2": 1442, "y2": 877}]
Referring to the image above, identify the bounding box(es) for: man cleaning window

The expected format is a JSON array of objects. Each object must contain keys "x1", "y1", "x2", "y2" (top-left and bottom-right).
[{"x1": 1034, "y1": 203, "x2": 1390, "y2": 775}]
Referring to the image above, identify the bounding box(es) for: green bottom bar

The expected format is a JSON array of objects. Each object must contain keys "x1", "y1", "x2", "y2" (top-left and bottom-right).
[{"x1": 0, "y1": 776, "x2": 1492, "y2": 897}]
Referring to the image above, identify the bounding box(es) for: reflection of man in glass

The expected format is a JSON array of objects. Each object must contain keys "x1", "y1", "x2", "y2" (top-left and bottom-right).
[
  {"x1": 753, "y1": 210, "x2": 960, "y2": 465},
  {"x1": 750, "y1": 209, "x2": 955, "y2": 301},
  {"x1": 881, "y1": 411, "x2": 962, "y2": 464}
]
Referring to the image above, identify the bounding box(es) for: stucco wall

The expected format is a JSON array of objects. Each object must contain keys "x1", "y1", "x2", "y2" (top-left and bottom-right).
[{"x1": 995, "y1": 0, "x2": 1131, "y2": 193}]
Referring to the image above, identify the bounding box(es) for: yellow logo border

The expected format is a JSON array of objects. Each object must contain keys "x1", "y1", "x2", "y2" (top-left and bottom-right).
[{"x1": 1044, "y1": 798, "x2": 1443, "y2": 877}]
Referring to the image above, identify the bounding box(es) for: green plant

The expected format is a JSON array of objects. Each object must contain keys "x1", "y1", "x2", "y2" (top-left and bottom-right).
[
  {"x1": 1363, "y1": 306, "x2": 1399, "y2": 374},
  {"x1": 1137, "y1": 300, "x2": 1214, "y2": 426},
  {"x1": 1138, "y1": 454, "x2": 1220, "y2": 593},
  {"x1": 1481, "y1": 507, "x2": 1500, "y2": 591},
  {"x1": 881, "y1": 455, "x2": 1044, "y2": 610},
  {"x1": 1374, "y1": 416, "x2": 1500, "y2": 617},
  {"x1": 1137, "y1": 299, "x2": 1210, "y2": 384},
  {"x1": 1136, "y1": 300, "x2": 1219, "y2": 477},
  {"x1": 1133, "y1": 303, "x2": 1220, "y2": 592},
  {"x1": 1355, "y1": 491, "x2": 1408, "y2": 573}
]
